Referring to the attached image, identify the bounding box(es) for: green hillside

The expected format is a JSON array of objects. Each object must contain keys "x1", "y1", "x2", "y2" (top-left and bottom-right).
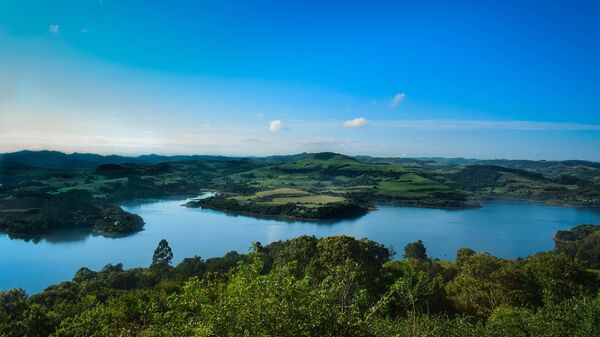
[{"x1": 2, "y1": 151, "x2": 600, "y2": 238}]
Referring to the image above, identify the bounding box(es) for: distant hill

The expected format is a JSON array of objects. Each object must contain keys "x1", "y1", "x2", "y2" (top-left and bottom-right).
[
  {"x1": 0, "y1": 150, "x2": 316, "y2": 170},
  {"x1": 355, "y1": 156, "x2": 440, "y2": 167},
  {"x1": 0, "y1": 150, "x2": 133, "y2": 170},
  {"x1": 249, "y1": 152, "x2": 312, "y2": 164},
  {"x1": 278, "y1": 152, "x2": 363, "y2": 171},
  {"x1": 1, "y1": 150, "x2": 599, "y2": 178},
  {"x1": 357, "y1": 155, "x2": 600, "y2": 180},
  {"x1": 0, "y1": 150, "x2": 246, "y2": 170}
]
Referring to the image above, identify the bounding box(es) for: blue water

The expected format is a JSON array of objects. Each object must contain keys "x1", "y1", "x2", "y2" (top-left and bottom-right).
[{"x1": 2, "y1": 196, "x2": 600, "y2": 294}]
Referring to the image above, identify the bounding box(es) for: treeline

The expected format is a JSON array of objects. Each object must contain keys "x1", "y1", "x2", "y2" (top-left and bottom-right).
[
  {"x1": 451, "y1": 165, "x2": 546, "y2": 190},
  {"x1": 360, "y1": 189, "x2": 470, "y2": 208},
  {"x1": 1, "y1": 233, "x2": 600, "y2": 336}
]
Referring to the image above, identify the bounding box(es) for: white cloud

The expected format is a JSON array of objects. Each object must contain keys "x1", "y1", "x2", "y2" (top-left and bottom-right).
[
  {"x1": 343, "y1": 117, "x2": 368, "y2": 128},
  {"x1": 269, "y1": 120, "x2": 283, "y2": 132},
  {"x1": 49, "y1": 24, "x2": 59, "y2": 34},
  {"x1": 390, "y1": 92, "x2": 406, "y2": 108}
]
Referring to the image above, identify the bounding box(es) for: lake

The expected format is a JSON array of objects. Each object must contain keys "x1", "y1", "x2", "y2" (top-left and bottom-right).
[{"x1": 2, "y1": 196, "x2": 600, "y2": 294}]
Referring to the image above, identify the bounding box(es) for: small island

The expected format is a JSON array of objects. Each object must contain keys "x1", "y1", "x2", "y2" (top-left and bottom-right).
[{"x1": 186, "y1": 188, "x2": 368, "y2": 220}]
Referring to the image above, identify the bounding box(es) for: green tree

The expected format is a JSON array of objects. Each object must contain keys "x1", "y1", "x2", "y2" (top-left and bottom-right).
[
  {"x1": 151, "y1": 239, "x2": 173, "y2": 268},
  {"x1": 446, "y1": 253, "x2": 530, "y2": 316},
  {"x1": 524, "y1": 252, "x2": 596, "y2": 305},
  {"x1": 72, "y1": 267, "x2": 97, "y2": 283},
  {"x1": 486, "y1": 305, "x2": 533, "y2": 337},
  {"x1": 387, "y1": 265, "x2": 438, "y2": 336},
  {"x1": 456, "y1": 248, "x2": 476, "y2": 268},
  {"x1": 0, "y1": 289, "x2": 28, "y2": 337},
  {"x1": 23, "y1": 303, "x2": 53, "y2": 337},
  {"x1": 404, "y1": 240, "x2": 428, "y2": 261}
]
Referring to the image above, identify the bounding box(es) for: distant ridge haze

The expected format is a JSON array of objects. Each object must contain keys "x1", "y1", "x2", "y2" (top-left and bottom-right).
[{"x1": 1, "y1": 150, "x2": 598, "y2": 171}]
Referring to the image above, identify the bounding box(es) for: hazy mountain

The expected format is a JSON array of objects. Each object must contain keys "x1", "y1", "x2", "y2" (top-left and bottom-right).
[
  {"x1": 2, "y1": 150, "x2": 598, "y2": 176},
  {"x1": 0, "y1": 150, "x2": 309, "y2": 170}
]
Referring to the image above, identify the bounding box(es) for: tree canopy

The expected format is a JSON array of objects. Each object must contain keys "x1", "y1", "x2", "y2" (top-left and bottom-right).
[
  {"x1": 1, "y1": 234, "x2": 599, "y2": 337},
  {"x1": 403, "y1": 240, "x2": 428, "y2": 261},
  {"x1": 151, "y1": 239, "x2": 173, "y2": 268}
]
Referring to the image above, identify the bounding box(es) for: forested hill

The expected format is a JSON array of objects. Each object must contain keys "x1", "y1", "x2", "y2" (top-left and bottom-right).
[
  {"x1": 2, "y1": 150, "x2": 599, "y2": 172},
  {"x1": 0, "y1": 150, "x2": 244, "y2": 169},
  {"x1": 0, "y1": 151, "x2": 313, "y2": 170},
  {"x1": 1, "y1": 228, "x2": 600, "y2": 337}
]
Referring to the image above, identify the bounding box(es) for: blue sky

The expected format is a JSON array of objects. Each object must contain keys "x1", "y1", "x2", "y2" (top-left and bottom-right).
[{"x1": 1, "y1": 0, "x2": 599, "y2": 160}]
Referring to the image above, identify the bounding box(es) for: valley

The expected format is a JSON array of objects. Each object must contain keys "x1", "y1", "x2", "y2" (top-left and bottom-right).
[{"x1": 2, "y1": 151, "x2": 600, "y2": 238}]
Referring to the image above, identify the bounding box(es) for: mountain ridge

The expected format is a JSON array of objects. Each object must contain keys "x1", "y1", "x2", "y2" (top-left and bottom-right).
[{"x1": 1, "y1": 149, "x2": 599, "y2": 171}]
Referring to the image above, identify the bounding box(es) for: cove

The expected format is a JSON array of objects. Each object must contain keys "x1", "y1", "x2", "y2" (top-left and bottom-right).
[{"x1": 2, "y1": 196, "x2": 600, "y2": 294}]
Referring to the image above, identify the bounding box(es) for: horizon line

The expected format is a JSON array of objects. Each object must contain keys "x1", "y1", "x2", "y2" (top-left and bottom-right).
[{"x1": 1, "y1": 148, "x2": 598, "y2": 164}]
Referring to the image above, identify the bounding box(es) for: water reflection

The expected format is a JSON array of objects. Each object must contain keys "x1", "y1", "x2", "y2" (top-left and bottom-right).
[{"x1": 39, "y1": 228, "x2": 93, "y2": 243}]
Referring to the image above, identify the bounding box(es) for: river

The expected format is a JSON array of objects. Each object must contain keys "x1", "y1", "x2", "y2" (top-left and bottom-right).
[{"x1": 2, "y1": 195, "x2": 600, "y2": 293}]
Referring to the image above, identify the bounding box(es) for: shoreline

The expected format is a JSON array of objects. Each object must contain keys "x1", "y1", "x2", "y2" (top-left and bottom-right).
[
  {"x1": 3, "y1": 192, "x2": 598, "y2": 240},
  {"x1": 184, "y1": 200, "x2": 368, "y2": 223}
]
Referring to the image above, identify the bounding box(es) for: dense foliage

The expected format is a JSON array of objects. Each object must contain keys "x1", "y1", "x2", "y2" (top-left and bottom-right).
[
  {"x1": 555, "y1": 224, "x2": 600, "y2": 268},
  {"x1": 2, "y1": 234, "x2": 599, "y2": 337}
]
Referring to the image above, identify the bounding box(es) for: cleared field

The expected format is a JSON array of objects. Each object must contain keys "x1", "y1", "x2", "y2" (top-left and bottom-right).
[
  {"x1": 255, "y1": 188, "x2": 309, "y2": 198},
  {"x1": 56, "y1": 177, "x2": 128, "y2": 198},
  {"x1": 230, "y1": 188, "x2": 346, "y2": 207},
  {"x1": 261, "y1": 195, "x2": 346, "y2": 206}
]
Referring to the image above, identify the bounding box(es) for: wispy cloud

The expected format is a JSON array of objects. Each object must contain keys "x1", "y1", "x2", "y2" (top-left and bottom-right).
[
  {"x1": 80, "y1": 27, "x2": 89, "y2": 33},
  {"x1": 376, "y1": 119, "x2": 600, "y2": 131},
  {"x1": 389, "y1": 92, "x2": 405, "y2": 108},
  {"x1": 343, "y1": 117, "x2": 368, "y2": 128},
  {"x1": 269, "y1": 120, "x2": 284, "y2": 132},
  {"x1": 49, "y1": 24, "x2": 59, "y2": 34}
]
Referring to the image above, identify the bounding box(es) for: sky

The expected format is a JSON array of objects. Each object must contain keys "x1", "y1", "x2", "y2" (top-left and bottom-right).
[{"x1": 0, "y1": 1, "x2": 599, "y2": 160}]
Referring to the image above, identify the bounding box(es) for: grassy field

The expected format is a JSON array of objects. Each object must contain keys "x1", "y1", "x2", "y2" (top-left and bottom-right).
[
  {"x1": 232, "y1": 188, "x2": 346, "y2": 208},
  {"x1": 255, "y1": 188, "x2": 310, "y2": 198}
]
